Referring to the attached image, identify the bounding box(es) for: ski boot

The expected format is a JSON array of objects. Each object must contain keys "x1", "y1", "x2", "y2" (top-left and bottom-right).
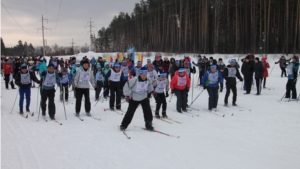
[{"x1": 145, "y1": 121, "x2": 154, "y2": 131}]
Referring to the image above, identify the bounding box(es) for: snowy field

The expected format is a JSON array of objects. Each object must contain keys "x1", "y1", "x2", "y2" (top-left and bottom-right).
[{"x1": 1, "y1": 53, "x2": 300, "y2": 169}]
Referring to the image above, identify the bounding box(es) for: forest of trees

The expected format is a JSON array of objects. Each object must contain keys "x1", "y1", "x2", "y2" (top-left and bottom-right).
[{"x1": 94, "y1": 0, "x2": 300, "y2": 54}]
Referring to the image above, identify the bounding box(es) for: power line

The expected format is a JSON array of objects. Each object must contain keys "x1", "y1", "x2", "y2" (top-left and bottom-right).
[
  {"x1": 1, "y1": 2, "x2": 32, "y2": 36},
  {"x1": 53, "y1": 0, "x2": 63, "y2": 34}
]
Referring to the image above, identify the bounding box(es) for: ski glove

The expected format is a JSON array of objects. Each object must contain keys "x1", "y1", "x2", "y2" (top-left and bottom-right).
[
  {"x1": 165, "y1": 92, "x2": 169, "y2": 97},
  {"x1": 186, "y1": 88, "x2": 189, "y2": 93},
  {"x1": 171, "y1": 90, "x2": 175, "y2": 94},
  {"x1": 125, "y1": 96, "x2": 130, "y2": 103},
  {"x1": 203, "y1": 86, "x2": 207, "y2": 90},
  {"x1": 220, "y1": 87, "x2": 223, "y2": 92}
]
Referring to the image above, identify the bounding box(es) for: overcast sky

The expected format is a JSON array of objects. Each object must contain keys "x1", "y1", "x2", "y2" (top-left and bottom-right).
[{"x1": 1, "y1": 0, "x2": 140, "y2": 48}]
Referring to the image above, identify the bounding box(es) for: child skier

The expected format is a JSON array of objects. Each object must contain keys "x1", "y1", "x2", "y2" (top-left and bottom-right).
[
  {"x1": 153, "y1": 73, "x2": 169, "y2": 118},
  {"x1": 58, "y1": 68, "x2": 72, "y2": 102},
  {"x1": 102, "y1": 62, "x2": 111, "y2": 99},
  {"x1": 15, "y1": 63, "x2": 41, "y2": 114},
  {"x1": 94, "y1": 65, "x2": 104, "y2": 101}
]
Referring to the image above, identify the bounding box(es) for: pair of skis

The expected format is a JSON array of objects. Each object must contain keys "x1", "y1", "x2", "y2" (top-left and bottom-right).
[
  {"x1": 153, "y1": 116, "x2": 182, "y2": 124},
  {"x1": 74, "y1": 113, "x2": 101, "y2": 121},
  {"x1": 119, "y1": 126, "x2": 180, "y2": 139},
  {"x1": 41, "y1": 116, "x2": 62, "y2": 125},
  {"x1": 19, "y1": 111, "x2": 34, "y2": 118}
]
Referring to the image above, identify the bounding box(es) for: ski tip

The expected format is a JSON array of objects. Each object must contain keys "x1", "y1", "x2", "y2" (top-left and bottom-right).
[
  {"x1": 26, "y1": 115, "x2": 28, "y2": 118},
  {"x1": 222, "y1": 114, "x2": 225, "y2": 117}
]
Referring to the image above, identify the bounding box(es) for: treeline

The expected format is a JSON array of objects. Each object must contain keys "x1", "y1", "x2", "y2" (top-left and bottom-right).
[{"x1": 95, "y1": 0, "x2": 300, "y2": 54}]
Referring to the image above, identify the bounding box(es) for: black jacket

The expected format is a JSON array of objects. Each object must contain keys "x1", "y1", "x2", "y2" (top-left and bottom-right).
[
  {"x1": 104, "y1": 68, "x2": 124, "y2": 87},
  {"x1": 15, "y1": 71, "x2": 40, "y2": 88},
  {"x1": 241, "y1": 61, "x2": 254, "y2": 80},
  {"x1": 254, "y1": 61, "x2": 264, "y2": 79},
  {"x1": 223, "y1": 65, "x2": 243, "y2": 85}
]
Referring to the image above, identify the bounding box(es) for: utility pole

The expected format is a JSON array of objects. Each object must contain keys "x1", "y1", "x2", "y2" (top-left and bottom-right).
[
  {"x1": 38, "y1": 15, "x2": 51, "y2": 56},
  {"x1": 85, "y1": 18, "x2": 96, "y2": 51},
  {"x1": 70, "y1": 38, "x2": 75, "y2": 54}
]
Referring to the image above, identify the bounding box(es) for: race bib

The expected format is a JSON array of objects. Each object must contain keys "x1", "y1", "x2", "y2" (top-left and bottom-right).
[
  {"x1": 228, "y1": 67, "x2": 236, "y2": 77},
  {"x1": 110, "y1": 70, "x2": 121, "y2": 82},
  {"x1": 43, "y1": 73, "x2": 56, "y2": 87},
  {"x1": 21, "y1": 72, "x2": 31, "y2": 84},
  {"x1": 148, "y1": 71, "x2": 154, "y2": 81},
  {"x1": 96, "y1": 72, "x2": 103, "y2": 81},
  {"x1": 52, "y1": 61, "x2": 58, "y2": 67},
  {"x1": 155, "y1": 80, "x2": 166, "y2": 93},
  {"x1": 177, "y1": 76, "x2": 187, "y2": 86},
  {"x1": 61, "y1": 74, "x2": 69, "y2": 84},
  {"x1": 121, "y1": 66, "x2": 129, "y2": 77},
  {"x1": 136, "y1": 81, "x2": 148, "y2": 93},
  {"x1": 79, "y1": 71, "x2": 90, "y2": 83},
  {"x1": 209, "y1": 72, "x2": 218, "y2": 84}
]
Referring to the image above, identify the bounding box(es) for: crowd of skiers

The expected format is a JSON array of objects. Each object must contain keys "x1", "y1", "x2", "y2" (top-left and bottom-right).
[{"x1": 1, "y1": 53, "x2": 299, "y2": 131}]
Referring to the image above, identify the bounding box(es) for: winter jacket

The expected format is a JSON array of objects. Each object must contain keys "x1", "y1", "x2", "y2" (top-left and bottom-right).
[
  {"x1": 39, "y1": 61, "x2": 47, "y2": 76},
  {"x1": 58, "y1": 73, "x2": 72, "y2": 85},
  {"x1": 48, "y1": 60, "x2": 59, "y2": 70},
  {"x1": 15, "y1": 71, "x2": 40, "y2": 88},
  {"x1": 201, "y1": 62, "x2": 210, "y2": 72},
  {"x1": 153, "y1": 77, "x2": 169, "y2": 93},
  {"x1": 170, "y1": 71, "x2": 191, "y2": 90},
  {"x1": 71, "y1": 65, "x2": 82, "y2": 79},
  {"x1": 40, "y1": 70, "x2": 60, "y2": 90},
  {"x1": 275, "y1": 58, "x2": 290, "y2": 68},
  {"x1": 102, "y1": 62, "x2": 111, "y2": 82},
  {"x1": 254, "y1": 61, "x2": 264, "y2": 79},
  {"x1": 123, "y1": 76, "x2": 154, "y2": 101},
  {"x1": 202, "y1": 70, "x2": 223, "y2": 88},
  {"x1": 286, "y1": 61, "x2": 300, "y2": 80},
  {"x1": 73, "y1": 68, "x2": 95, "y2": 89},
  {"x1": 104, "y1": 68, "x2": 124, "y2": 87},
  {"x1": 262, "y1": 61, "x2": 270, "y2": 78},
  {"x1": 28, "y1": 65, "x2": 36, "y2": 73},
  {"x1": 91, "y1": 58, "x2": 96, "y2": 66},
  {"x1": 241, "y1": 61, "x2": 254, "y2": 80},
  {"x1": 35, "y1": 60, "x2": 41, "y2": 70},
  {"x1": 152, "y1": 60, "x2": 163, "y2": 71},
  {"x1": 223, "y1": 65, "x2": 243, "y2": 85},
  {"x1": 3, "y1": 63, "x2": 13, "y2": 74},
  {"x1": 192, "y1": 59, "x2": 203, "y2": 72},
  {"x1": 162, "y1": 60, "x2": 170, "y2": 74}
]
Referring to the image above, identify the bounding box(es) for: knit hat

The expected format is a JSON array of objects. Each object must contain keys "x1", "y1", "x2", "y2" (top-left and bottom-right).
[
  {"x1": 230, "y1": 59, "x2": 236, "y2": 63},
  {"x1": 139, "y1": 67, "x2": 147, "y2": 74},
  {"x1": 219, "y1": 58, "x2": 223, "y2": 61},
  {"x1": 137, "y1": 61, "x2": 141, "y2": 65},
  {"x1": 160, "y1": 73, "x2": 167, "y2": 77},
  {"x1": 245, "y1": 56, "x2": 250, "y2": 60},
  {"x1": 114, "y1": 63, "x2": 120, "y2": 68},
  {"x1": 82, "y1": 60, "x2": 89, "y2": 65},
  {"x1": 76, "y1": 60, "x2": 80, "y2": 64},
  {"x1": 255, "y1": 57, "x2": 260, "y2": 61},
  {"x1": 293, "y1": 56, "x2": 299, "y2": 61},
  {"x1": 96, "y1": 64, "x2": 101, "y2": 69},
  {"x1": 175, "y1": 60, "x2": 180, "y2": 64},
  {"x1": 184, "y1": 60, "x2": 189, "y2": 64},
  {"x1": 210, "y1": 65, "x2": 217, "y2": 69},
  {"x1": 20, "y1": 63, "x2": 27, "y2": 69},
  {"x1": 178, "y1": 68, "x2": 185, "y2": 73}
]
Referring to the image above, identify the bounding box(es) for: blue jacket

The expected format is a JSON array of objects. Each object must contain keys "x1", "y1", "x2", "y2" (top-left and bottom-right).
[
  {"x1": 287, "y1": 61, "x2": 300, "y2": 80},
  {"x1": 40, "y1": 70, "x2": 60, "y2": 90},
  {"x1": 202, "y1": 70, "x2": 223, "y2": 88},
  {"x1": 91, "y1": 58, "x2": 96, "y2": 65},
  {"x1": 58, "y1": 73, "x2": 72, "y2": 85},
  {"x1": 71, "y1": 65, "x2": 82, "y2": 79}
]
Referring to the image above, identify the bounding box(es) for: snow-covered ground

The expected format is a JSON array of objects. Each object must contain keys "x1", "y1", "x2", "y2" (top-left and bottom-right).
[{"x1": 1, "y1": 53, "x2": 300, "y2": 169}]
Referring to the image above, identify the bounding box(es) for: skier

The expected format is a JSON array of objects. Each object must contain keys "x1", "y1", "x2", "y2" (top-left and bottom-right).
[
  {"x1": 131, "y1": 61, "x2": 142, "y2": 77},
  {"x1": 223, "y1": 59, "x2": 243, "y2": 106},
  {"x1": 147, "y1": 64, "x2": 158, "y2": 83},
  {"x1": 120, "y1": 67, "x2": 154, "y2": 131},
  {"x1": 202, "y1": 65, "x2": 223, "y2": 111},
  {"x1": 3, "y1": 58, "x2": 16, "y2": 90},
  {"x1": 40, "y1": 63, "x2": 60, "y2": 120},
  {"x1": 153, "y1": 73, "x2": 169, "y2": 118},
  {"x1": 27, "y1": 61, "x2": 36, "y2": 87},
  {"x1": 285, "y1": 56, "x2": 299, "y2": 99},
  {"x1": 275, "y1": 56, "x2": 290, "y2": 77},
  {"x1": 254, "y1": 57, "x2": 264, "y2": 95},
  {"x1": 58, "y1": 68, "x2": 72, "y2": 102},
  {"x1": 162, "y1": 57, "x2": 170, "y2": 79},
  {"x1": 15, "y1": 63, "x2": 41, "y2": 114},
  {"x1": 73, "y1": 60, "x2": 95, "y2": 116},
  {"x1": 102, "y1": 62, "x2": 111, "y2": 99},
  {"x1": 121, "y1": 60, "x2": 129, "y2": 98},
  {"x1": 217, "y1": 58, "x2": 226, "y2": 92},
  {"x1": 261, "y1": 57, "x2": 270, "y2": 88},
  {"x1": 94, "y1": 64, "x2": 104, "y2": 101},
  {"x1": 105, "y1": 63, "x2": 124, "y2": 110},
  {"x1": 71, "y1": 60, "x2": 82, "y2": 98},
  {"x1": 170, "y1": 68, "x2": 190, "y2": 113},
  {"x1": 192, "y1": 55, "x2": 203, "y2": 86},
  {"x1": 241, "y1": 56, "x2": 254, "y2": 94}
]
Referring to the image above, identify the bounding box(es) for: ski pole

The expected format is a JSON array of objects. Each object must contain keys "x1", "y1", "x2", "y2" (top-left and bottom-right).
[
  {"x1": 297, "y1": 93, "x2": 300, "y2": 103},
  {"x1": 10, "y1": 90, "x2": 19, "y2": 114},
  {"x1": 169, "y1": 93, "x2": 174, "y2": 102},
  {"x1": 280, "y1": 92, "x2": 286, "y2": 101},
  {"x1": 60, "y1": 82, "x2": 67, "y2": 120},
  {"x1": 94, "y1": 87, "x2": 108, "y2": 106},
  {"x1": 189, "y1": 89, "x2": 205, "y2": 107},
  {"x1": 268, "y1": 64, "x2": 275, "y2": 77},
  {"x1": 35, "y1": 87, "x2": 40, "y2": 114},
  {"x1": 103, "y1": 100, "x2": 127, "y2": 111},
  {"x1": 192, "y1": 71, "x2": 194, "y2": 102}
]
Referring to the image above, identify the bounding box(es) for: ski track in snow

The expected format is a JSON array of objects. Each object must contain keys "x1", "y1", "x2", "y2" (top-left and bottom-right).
[{"x1": 1, "y1": 54, "x2": 300, "y2": 169}]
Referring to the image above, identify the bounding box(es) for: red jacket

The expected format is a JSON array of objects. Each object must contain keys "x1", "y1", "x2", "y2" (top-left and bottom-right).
[
  {"x1": 3, "y1": 63, "x2": 13, "y2": 74},
  {"x1": 262, "y1": 59, "x2": 270, "y2": 78},
  {"x1": 170, "y1": 71, "x2": 190, "y2": 90}
]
